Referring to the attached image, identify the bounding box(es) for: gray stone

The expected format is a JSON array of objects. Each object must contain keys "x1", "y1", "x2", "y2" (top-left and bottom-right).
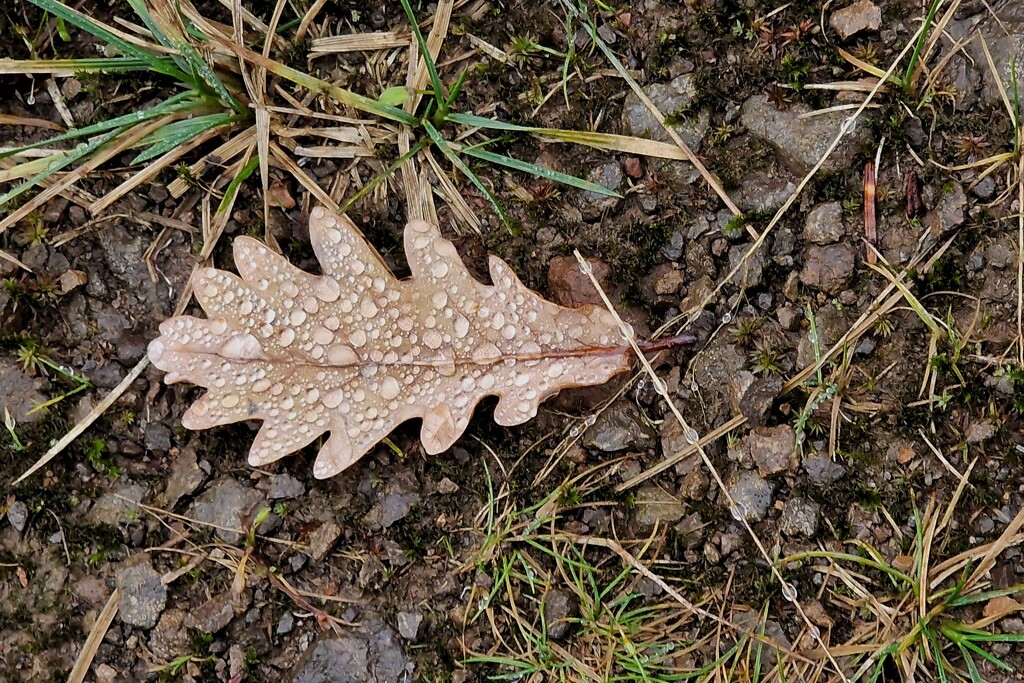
[
  {"x1": 924, "y1": 182, "x2": 967, "y2": 237},
  {"x1": 829, "y1": 0, "x2": 882, "y2": 40},
  {"x1": 277, "y1": 611, "x2": 295, "y2": 635},
  {"x1": 748, "y1": 425, "x2": 797, "y2": 477},
  {"x1": 740, "y1": 94, "x2": 868, "y2": 175},
  {"x1": 585, "y1": 401, "x2": 655, "y2": 452},
  {"x1": 622, "y1": 73, "x2": 709, "y2": 149},
  {"x1": 116, "y1": 560, "x2": 167, "y2": 629},
  {"x1": 728, "y1": 244, "x2": 766, "y2": 288},
  {"x1": 803, "y1": 453, "x2": 847, "y2": 486},
  {"x1": 800, "y1": 244, "x2": 857, "y2": 293},
  {"x1": 804, "y1": 202, "x2": 845, "y2": 244},
  {"x1": 543, "y1": 589, "x2": 579, "y2": 640},
  {"x1": 633, "y1": 485, "x2": 687, "y2": 530},
  {"x1": 149, "y1": 609, "x2": 190, "y2": 660},
  {"x1": 0, "y1": 360, "x2": 47, "y2": 425},
  {"x1": 88, "y1": 484, "x2": 147, "y2": 527},
  {"x1": 966, "y1": 421, "x2": 997, "y2": 444},
  {"x1": 725, "y1": 471, "x2": 773, "y2": 521},
  {"x1": 190, "y1": 478, "x2": 265, "y2": 544},
  {"x1": 365, "y1": 471, "x2": 421, "y2": 529},
  {"x1": 779, "y1": 497, "x2": 821, "y2": 537},
  {"x1": 269, "y1": 473, "x2": 306, "y2": 500},
  {"x1": 733, "y1": 171, "x2": 798, "y2": 214},
  {"x1": 307, "y1": 521, "x2": 342, "y2": 561},
  {"x1": 7, "y1": 500, "x2": 28, "y2": 533},
  {"x1": 579, "y1": 162, "x2": 624, "y2": 218},
  {"x1": 739, "y1": 376, "x2": 783, "y2": 427},
  {"x1": 163, "y1": 447, "x2": 205, "y2": 509},
  {"x1": 970, "y1": 8, "x2": 1024, "y2": 105},
  {"x1": 288, "y1": 616, "x2": 412, "y2": 683},
  {"x1": 143, "y1": 423, "x2": 172, "y2": 452},
  {"x1": 396, "y1": 611, "x2": 422, "y2": 641},
  {"x1": 183, "y1": 593, "x2": 235, "y2": 634}
]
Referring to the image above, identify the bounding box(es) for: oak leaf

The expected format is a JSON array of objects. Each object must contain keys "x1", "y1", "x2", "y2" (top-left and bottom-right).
[{"x1": 148, "y1": 208, "x2": 631, "y2": 478}]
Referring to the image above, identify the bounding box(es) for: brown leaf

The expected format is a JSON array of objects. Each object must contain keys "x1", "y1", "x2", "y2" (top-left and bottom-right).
[
  {"x1": 149, "y1": 208, "x2": 630, "y2": 477},
  {"x1": 58, "y1": 269, "x2": 88, "y2": 294},
  {"x1": 896, "y1": 446, "x2": 915, "y2": 465},
  {"x1": 984, "y1": 595, "x2": 1022, "y2": 619}
]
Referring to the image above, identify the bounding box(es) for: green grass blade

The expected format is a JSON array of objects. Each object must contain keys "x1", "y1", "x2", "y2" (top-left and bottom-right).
[
  {"x1": 398, "y1": 0, "x2": 446, "y2": 104},
  {"x1": 216, "y1": 155, "x2": 259, "y2": 214},
  {"x1": 131, "y1": 112, "x2": 242, "y2": 163},
  {"x1": 462, "y1": 147, "x2": 619, "y2": 197},
  {"x1": 903, "y1": 0, "x2": 943, "y2": 89},
  {"x1": 947, "y1": 585, "x2": 1024, "y2": 607},
  {"x1": 445, "y1": 112, "x2": 534, "y2": 132},
  {"x1": 27, "y1": 0, "x2": 187, "y2": 82},
  {"x1": 958, "y1": 644, "x2": 984, "y2": 683},
  {"x1": 0, "y1": 56, "x2": 153, "y2": 74},
  {"x1": 0, "y1": 126, "x2": 126, "y2": 207},
  {"x1": 423, "y1": 120, "x2": 508, "y2": 224},
  {"x1": 445, "y1": 67, "x2": 469, "y2": 107},
  {"x1": 959, "y1": 639, "x2": 1012, "y2": 671},
  {"x1": 339, "y1": 139, "x2": 427, "y2": 214},
  {"x1": 931, "y1": 634, "x2": 949, "y2": 683},
  {"x1": 0, "y1": 91, "x2": 202, "y2": 161}
]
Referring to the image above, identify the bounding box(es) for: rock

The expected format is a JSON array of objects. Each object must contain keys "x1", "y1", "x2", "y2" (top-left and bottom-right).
[
  {"x1": 585, "y1": 401, "x2": 655, "y2": 452},
  {"x1": 436, "y1": 477, "x2": 459, "y2": 494},
  {"x1": 190, "y1": 478, "x2": 265, "y2": 544},
  {"x1": 733, "y1": 171, "x2": 798, "y2": 214},
  {"x1": 965, "y1": 421, "x2": 997, "y2": 444},
  {"x1": 800, "y1": 244, "x2": 857, "y2": 293},
  {"x1": 396, "y1": 611, "x2": 422, "y2": 641},
  {"x1": 365, "y1": 471, "x2": 421, "y2": 529},
  {"x1": 579, "y1": 162, "x2": 624, "y2": 219},
  {"x1": 679, "y1": 466, "x2": 709, "y2": 500},
  {"x1": 288, "y1": 617, "x2": 412, "y2": 683},
  {"x1": 7, "y1": 500, "x2": 28, "y2": 533},
  {"x1": 144, "y1": 423, "x2": 172, "y2": 452},
  {"x1": 674, "y1": 512, "x2": 705, "y2": 548},
  {"x1": 748, "y1": 425, "x2": 797, "y2": 477},
  {"x1": 622, "y1": 73, "x2": 709, "y2": 149},
  {"x1": 543, "y1": 589, "x2": 579, "y2": 640},
  {"x1": 727, "y1": 370, "x2": 756, "y2": 416},
  {"x1": 268, "y1": 473, "x2": 306, "y2": 500},
  {"x1": 739, "y1": 376, "x2": 783, "y2": 427},
  {"x1": 725, "y1": 471, "x2": 773, "y2": 521},
  {"x1": 779, "y1": 498, "x2": 821, "y2": 536},
  {"x1": 307, "y1": 521, "x2": 342, "y2": 562},
  {"x1": 547, "y1": 256, "x2": 612, "y2": 307},
  {"x1": 149, "y1": 609, "x2": 190, "y2": 659},
  {"x1": 116, "y1": 560, "x2": 167, "y2": 629},
  {"x1": 971, "y1": 8, "x2": 1024, "y2": 105},
  {"x1": 829, "y1": 0, "x2": 882, "y2": 40},
  {"x1": 163, "y1": 447, "x2": 205, "y2": 509},
  {"x1": 662, "y1": 230, "x2": 686, "y2": 261},
  {"x1": 633, "y1": 485, "x2": 687, "y2": 530},
  {"x1": 804, "y1": 202, "x2": 845, "y2": 244},
  {"x1": 642, "y1": 263, "x2": 685, "y2": 305},
  {"x1": 924, "y1": 182, "x2": 967, "y2": 238},
  {"x1": 803, "y1": 453, "x2": 846, "y2": 486},
  {"x1": 0, "y1": 360, "x2": 48, "y2": 425},
  {"x1": 88, "y1": 483, "x2": 147, "y2": 527},
  {"x1": 740, "y1": 94, "x2": 868, "y2": 175},
  {"x1": 727, "y1": 244, "x2": 766, "y2": 288},
  {"x1": 277, "y1": 611, "x2": 295, "y2": 635},
  {"x1": 183, "y1": 593, "x2": 235, "y2": 634},
  {"x1": 777, "y1": 305, "x2": 801, "y2": 331}
]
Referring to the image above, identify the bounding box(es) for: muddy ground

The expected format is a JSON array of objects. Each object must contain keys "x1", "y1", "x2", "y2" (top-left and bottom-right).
[{"x1": 2, "y1": 0, "x2": 1024, "y2": 681}]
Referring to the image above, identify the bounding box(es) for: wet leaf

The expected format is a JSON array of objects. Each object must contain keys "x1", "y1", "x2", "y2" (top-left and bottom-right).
[{"x1": 149, "y1": 208, "x2": 631, "y2": 477}]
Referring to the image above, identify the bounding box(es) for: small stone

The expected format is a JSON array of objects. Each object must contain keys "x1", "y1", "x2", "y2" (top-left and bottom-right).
[
  {"x1": 800, "y1": 244, "x2": 857, "y2": 293},
  {"x1": 633, "y1": 485, "x2": 687, "y2": 530},
  {"x1": 277, "y1": 611, "x2": 295, "y2": 635},
  {"x1": 739, "y1": 376, "x2": 783, "y2": 428},
  {"x1": 307, "y1": 521, "x2": 342, "y2": 562},
  {"x1": 803, "y1": 453, "x2": 846, "y2": 486},
  {"x1": 726, "y1": 470, "x2": 773, "y2": 521},
  {"x1": 623, "y1": 157, "x2": 642, "y2": 178},
  {"x1": 679, "y1": 466, "x2": 709, "y2": 500},
  {"x1": 543, "y1": 589, "x2": 580, "y2": 640},
  {"x1": 396, "y1": 611, "x2": 422, "y2": 641},
  {"x1": 7, "y1": 500, "x2": 28, "y2": 533},
  {"x1": 662, "y1": 230, "x2": 685, "y2": 261},
  {"x1": 727, "y1": 244, "x2": 766, "y2": 288},
  {"x1": 829, "y1": 0, "x2": 882, "y2": 40},
  {"x1": 579, "y1": 162, "x2": 624, "y2": 218},
  {"x1": 183, "y1": 593, "x2": 235, "y2": 634},
  {"x1": 436, "y1": 477, "x2": 459, "y2": 494},
  {"x1": 268, "y1": 473, "x2": 306, "y2": 500},
  {"x1": 779, "y1": 497, "x2": 821, "y2": 537},
  {"x1": 584, "y1": 401, "x2": 655, "y2": 452},
  {"x1": 748, "y1": 425, "x2": 796, "y2": 476},
  {"x1": 117, "y1": 559, "x2": 167, "y2": 629},
  {"x1": 804, "y1": 202, "x2": 845, "y2": 244},
  {"x1": 965, "y1": 421, "x2": 997, "y2": 444},
  {"x1": 924, "y1": 182, "x2": 967, "y2": 237},
  {"x1": 164, "y1": 447, "x2": 205, "y2": 509},
  {"x1": 0, "y1": 360, "x2": 48, "y2": 426},
  {"x1": 365, "y1": 471, "x2": 421, "y2": 529},
  {"x1": 733, "y1": 171, "x2": 798, "y2": 213},
  {"x1": 642, "y1": 263, "x2": 685, "y2": 304},
  {"x1": 88, "y1": 483, "x2": 147, "y2": 527},
  {"x1": 189, "y1": 478, "x2": 265, "y2": 544},
  {"x1": 94, "y1": 664, "x2": 118, "y2": 683},
  {"x1": 149, "y1": 609, "x2": 190, "y2": 659},
  {"x1": 58, "y1": 269, "x2": 88, "y2": 294},
  {"x1": 622, "y1": 73, "x2": 709, "y2": 149},
  {"x1": 547, "y1": 256, "x2": 612, "y2": 307}
]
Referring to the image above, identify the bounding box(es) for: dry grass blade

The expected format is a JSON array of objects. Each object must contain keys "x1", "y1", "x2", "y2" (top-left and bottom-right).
[
  {"x1": 310, "y1": 32, "x2": 411, "y2": 54},
  {"x1": 66, "y1": 588, "x2": 121, "y2": 683}
]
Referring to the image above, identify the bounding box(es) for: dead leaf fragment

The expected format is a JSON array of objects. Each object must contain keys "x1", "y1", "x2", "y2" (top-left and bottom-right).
[
  {"x1": 896, "y1": 447, "x2": 915, "y2": 465},
  {"x1": 59, "y1": 269, "x2": 88, "y2": 294},
  {"x1": 984, "y1": 595, "x2": 1022, "y2": 619},
  {"x1": 149, "y1": 208, "x2": 630, "y2": 478}
]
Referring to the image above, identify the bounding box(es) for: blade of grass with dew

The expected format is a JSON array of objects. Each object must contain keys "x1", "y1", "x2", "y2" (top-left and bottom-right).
[
  {"x1": 423, "y1": 120, "x2": 508, "y2": 224},
  {"x1": 28, "y1": 0, "x2": 188, "y2": 81},
  {"x1": 461, "y1": 147, "x2": 618, "y2": 196},
  {"x1": 0, "y1": 126, "x2": 127, "y2": 207},
  {"x1": 131, "y1": 112, "x2": 244, "y2": 163},
  {"x1": 0, "y1": 90, "x2": 203, "y2": 161}
]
